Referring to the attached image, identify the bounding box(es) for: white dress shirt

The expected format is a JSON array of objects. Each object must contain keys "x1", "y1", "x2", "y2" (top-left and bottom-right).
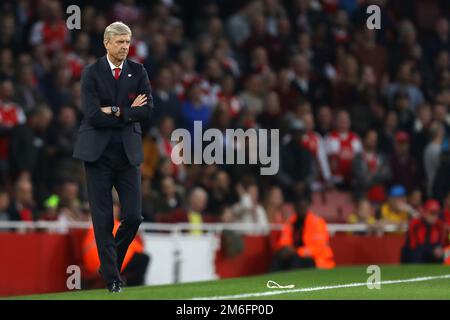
[{"x1": 106, "y1": 54, "x2": 124, "y2": 77}]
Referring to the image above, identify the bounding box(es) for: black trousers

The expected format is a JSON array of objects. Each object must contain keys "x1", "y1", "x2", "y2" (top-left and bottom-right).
[
  {"x1": 401, "y1": 244, "x2": 443, "y2": 264},
  {"x1": 84, "y1": 141, "x2": 143, "y2": 286}
]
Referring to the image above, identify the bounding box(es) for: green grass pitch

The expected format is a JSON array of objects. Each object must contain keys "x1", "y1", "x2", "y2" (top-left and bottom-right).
[{"x1": 8, "y1": 265, "x2": 450, "y2": 300}]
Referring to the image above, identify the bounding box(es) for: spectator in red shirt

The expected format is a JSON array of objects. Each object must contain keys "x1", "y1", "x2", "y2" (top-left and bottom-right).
[
  {"x1": 29, "y1": 0, "x2": 69, "y2": 56},
  {"x1": 325, "y1": 110, "x2": 362, "y2": 187},
  {"x1": 401, "y1": 199, "x2": 446, "y2": 264},
  {"x1": 0, "y1": 80, "x2": 26, "y2": 185}
]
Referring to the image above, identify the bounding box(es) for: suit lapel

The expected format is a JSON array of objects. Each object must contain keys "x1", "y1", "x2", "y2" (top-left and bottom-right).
[{"x1": 99, "y1": 56, "x2": 116, "y2": 100}]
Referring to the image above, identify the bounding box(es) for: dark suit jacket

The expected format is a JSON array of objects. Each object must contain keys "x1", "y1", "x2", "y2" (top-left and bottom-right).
[{"x1": 73, "y1": 56, "x2": 154, "y2": 165}]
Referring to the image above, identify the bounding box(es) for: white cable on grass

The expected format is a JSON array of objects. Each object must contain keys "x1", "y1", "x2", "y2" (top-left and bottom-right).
[{"x1": 266, "y1": 280, "x2": 295, "y2": 289}]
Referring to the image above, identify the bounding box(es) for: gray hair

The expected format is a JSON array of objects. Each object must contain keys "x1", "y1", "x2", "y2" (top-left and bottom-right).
[
  {"x1": 104, "y1": 21, "x2": 132, "y2": 42},
  {"x1": 189, "y1": 187, "x2": 208, "y2": 203}
]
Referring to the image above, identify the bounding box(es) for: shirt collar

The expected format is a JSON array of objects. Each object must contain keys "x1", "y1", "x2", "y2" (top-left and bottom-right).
[{"x1": 106, "y1": 54, "x2": 124, "y2": 71}]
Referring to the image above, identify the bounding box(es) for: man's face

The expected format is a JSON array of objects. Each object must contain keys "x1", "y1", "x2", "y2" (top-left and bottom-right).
[
  {"x1": 248, "y1": 185, "x2": 259, "y2": 204},
  {"x1": 158, "y1": 69, "x2": 172, "y2": 90},
  {"x1": 37, "y1": 112, "x2": 53, "y2": 131},
  {"x1": 337, "y1": 112, "x2": 350, "y2": 132},
  {"x1": 424, "y1": 211, "x2": 439, "y2": 225},
  {"x1": 58, "y1": 107, "x2": 76, "y2": 128},
  {"x1": 0, "y1": 81, "x2": 14, "y2": 100},
  {"x1": 214, "y1": 172, "x2": 229, "y2": 191},
  {"x1": 191, "y1": 192, "x2": 207, "y2": 212},
  {"x1": 161, "y1": 178, "x2": 175, "y2": 197},
  {"x1": 318, "y1": 107, "x2": 331, "y2": 127},
  {"x1": 390, "y1": 196, "x2": 406, "y2": 211},
  {"x1": 398, "y1": 64, "x2": 411, "y2": 82},
  {"x1": 17, "y1": 181, "x2": 33, "y2": 206},
  {"x1": 444, "y1": 194, "x2": 450, "y2": 209},
  {"x1": 62, "y1": 183, "x2": 78, "y2": 201},
  {"x1": 302, "y1": 113, "x2": 314, "y2": 131},
  {"x1": 104, "y1": 34, "x2": 131, "y2": 62},
  {"x1": 395, "y1": 141, "x2": 409, "y2": 155},
  {"x1": 0, "y1": 193, "x2": 9, "y2": 211},
  {"x1": 365, "y1": 131, "x2": 378, "y2": 150}
]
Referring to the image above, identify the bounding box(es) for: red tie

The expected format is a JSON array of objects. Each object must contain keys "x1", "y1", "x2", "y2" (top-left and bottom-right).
[{"x1": 114, "y1": 67, "x2": 121, "y2": 80}]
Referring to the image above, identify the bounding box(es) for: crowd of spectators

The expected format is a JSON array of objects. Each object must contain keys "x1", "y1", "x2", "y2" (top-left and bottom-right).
[{"x1": 0, "y1": 0, "x2": 449, "y2": 254}]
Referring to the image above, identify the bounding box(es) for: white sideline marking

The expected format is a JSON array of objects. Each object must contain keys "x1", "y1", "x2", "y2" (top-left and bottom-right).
[{"x1": 192, "y1": 274, "x2": 450, "y2": 300}]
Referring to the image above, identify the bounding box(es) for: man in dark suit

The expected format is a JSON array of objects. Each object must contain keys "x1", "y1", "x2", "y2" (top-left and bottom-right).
[{"x1": 73, "y1": 21, "x2": 153, "y2": 293}]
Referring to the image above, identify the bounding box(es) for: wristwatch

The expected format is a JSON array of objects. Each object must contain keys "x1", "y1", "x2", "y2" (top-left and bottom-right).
[{"x1": 111, "y1": 106, "x2": 119, "y2": 115}]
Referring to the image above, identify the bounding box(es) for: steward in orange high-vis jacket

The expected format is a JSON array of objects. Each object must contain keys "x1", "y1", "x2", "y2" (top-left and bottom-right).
[
  {"x1": 82, "y1": 218, "x2": 150, "y2": 286},
  {"x1": 270, "y1": 193, "x2": 335, "y2": 271}
]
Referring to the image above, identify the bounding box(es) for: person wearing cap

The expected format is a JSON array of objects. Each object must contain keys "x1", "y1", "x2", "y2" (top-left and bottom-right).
[
  {"x1": 401, "y1": 199, "x2": 446, "y2": 263},
  {"x1": 377, "y1": 185, "x2": 418, "y2": 230}
]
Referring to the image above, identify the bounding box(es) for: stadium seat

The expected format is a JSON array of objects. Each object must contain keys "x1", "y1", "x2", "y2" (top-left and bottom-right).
[{"x1": 311, "y1": 191, "x2": 355, "y2": 223}]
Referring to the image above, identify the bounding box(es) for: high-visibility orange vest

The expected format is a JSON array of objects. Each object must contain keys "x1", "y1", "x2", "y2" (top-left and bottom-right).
[
  {"x1": 276, "y1": 211, "x2": 336, "y2": 269},
  {"x1": 82, "y1": 219, "x2": 144, "y2": 274}
]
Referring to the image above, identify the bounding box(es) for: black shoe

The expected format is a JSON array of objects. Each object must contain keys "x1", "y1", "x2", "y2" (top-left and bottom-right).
[{"x1": 107, "y1": 280, "x2": 123, "y2": 293}]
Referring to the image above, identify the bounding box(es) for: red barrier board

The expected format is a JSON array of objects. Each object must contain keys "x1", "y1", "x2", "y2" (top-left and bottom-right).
[{"x1": 0, "y1": 232, "x2": 405, "y2": 297}]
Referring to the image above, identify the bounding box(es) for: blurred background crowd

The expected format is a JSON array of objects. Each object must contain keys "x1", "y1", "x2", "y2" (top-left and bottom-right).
[{"x1": 0, "y1": 0, "x2": 449, "y2": 259}]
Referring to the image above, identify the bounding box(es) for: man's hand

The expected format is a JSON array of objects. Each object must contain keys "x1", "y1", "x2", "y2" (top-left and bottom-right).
[
  {"x1": 132, "y1": 94, "x2": 147, "y2": 107},
  {"x1": 100, "y1": 93, "x2": 147, "y2": 117},
  {"x1": 434, "y1": 246, "x2": 444, "y2": 259},
  {"x1": 101, "y1": 107, "x2": 112, "y2": 114},
  {"x1": 101, "y1": 106, "x2": 121, "y2": 117}
]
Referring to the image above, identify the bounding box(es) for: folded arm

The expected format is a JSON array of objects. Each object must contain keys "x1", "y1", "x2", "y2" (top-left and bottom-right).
[
  {"x1": 121, "y1": 65, "x2": 154, "y2": 124},
  {"x1": 81, "y1": 67, "x2": 124, "y2": 129}
]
